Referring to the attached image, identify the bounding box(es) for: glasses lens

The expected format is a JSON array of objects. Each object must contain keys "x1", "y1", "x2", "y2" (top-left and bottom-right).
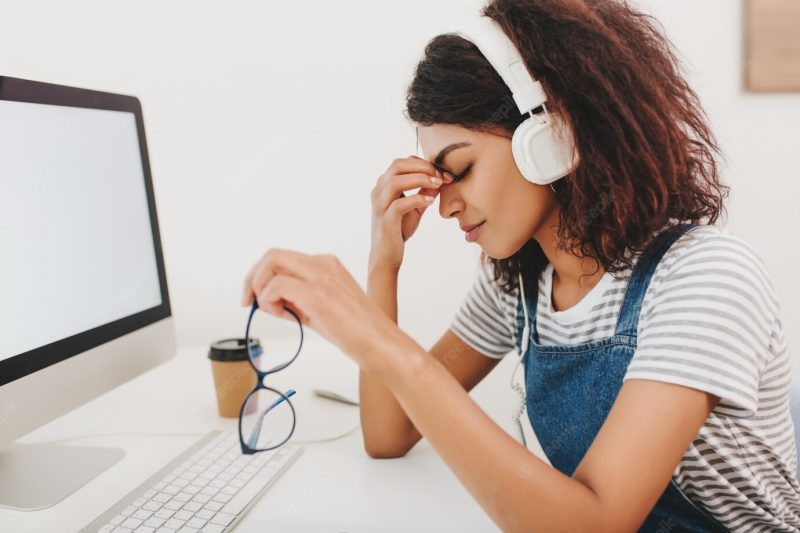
[
  {"x1": 245, "y1": 305, "x2": 302, "y2": 373},
  {"x1": 240, "y1": 388, "x2": 296, "y2": 451}
]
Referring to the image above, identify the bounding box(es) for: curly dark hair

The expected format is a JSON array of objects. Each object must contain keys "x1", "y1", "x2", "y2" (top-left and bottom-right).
[{"x1": 405, "y1": 0, "x2": 729, "y2": 294}]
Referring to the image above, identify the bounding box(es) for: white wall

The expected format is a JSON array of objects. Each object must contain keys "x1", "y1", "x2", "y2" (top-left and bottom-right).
[{"x1": 2, "y1": 1, "x2": 798, "y2": 374}]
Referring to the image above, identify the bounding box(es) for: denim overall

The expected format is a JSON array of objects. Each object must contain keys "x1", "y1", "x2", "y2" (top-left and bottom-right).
[{"x1": 515, "y1": 224, "x2": 729, "y2": 532}]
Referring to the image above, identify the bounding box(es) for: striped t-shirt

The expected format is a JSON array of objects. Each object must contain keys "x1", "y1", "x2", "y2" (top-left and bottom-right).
[{"x1": 450, "y1": 224, "x2": 800, "y2": 531}]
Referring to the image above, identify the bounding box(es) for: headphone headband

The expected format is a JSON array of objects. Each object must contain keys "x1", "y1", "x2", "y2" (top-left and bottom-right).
[{"x1": 455, "y1": 17, "x2": 547, "y2": 114}]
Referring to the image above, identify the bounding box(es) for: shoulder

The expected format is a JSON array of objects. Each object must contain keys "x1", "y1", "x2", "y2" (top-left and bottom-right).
[
  {"x1": 631, "y1": 224, "x2": 782, "y2": 417},
  {"x1": 647, "y1": 224, "x2": 779, "y2": 317},
  {"x1": 659, "y1": 224, "x2": 771, "y2": 273}
]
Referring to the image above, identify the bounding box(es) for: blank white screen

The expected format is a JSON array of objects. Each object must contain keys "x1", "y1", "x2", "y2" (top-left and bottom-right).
[{"x1": 0, "y1": 100, "x2": 163, "y2": 360}]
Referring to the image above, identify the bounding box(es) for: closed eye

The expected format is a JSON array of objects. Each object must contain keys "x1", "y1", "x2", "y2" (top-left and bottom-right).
[{"x1": 450, "y1": 164, "x2": 473, "y2": 183}]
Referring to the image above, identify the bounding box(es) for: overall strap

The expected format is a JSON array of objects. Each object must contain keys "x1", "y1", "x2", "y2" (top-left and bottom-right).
[{"x1": 614, "y1": 223, "x2": 698, "y2": 338}]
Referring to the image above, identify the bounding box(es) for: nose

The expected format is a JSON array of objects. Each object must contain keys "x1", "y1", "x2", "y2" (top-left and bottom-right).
[{"x1": 437, "y1": 181, "x2": 465, "y2": 219}]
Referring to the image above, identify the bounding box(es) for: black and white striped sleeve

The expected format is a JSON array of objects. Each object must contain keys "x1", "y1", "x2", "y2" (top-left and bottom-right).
[
  {"x1": 449, "y1": 262, "x2": 516, "y2": 359},
  {"x1": 624, "y1": 232, "x2": 778, "y2": 418}
]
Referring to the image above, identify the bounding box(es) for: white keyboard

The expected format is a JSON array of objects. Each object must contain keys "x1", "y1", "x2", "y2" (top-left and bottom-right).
[{"x1": 81, "y1": 430, "x2": 303, "y2": 533}]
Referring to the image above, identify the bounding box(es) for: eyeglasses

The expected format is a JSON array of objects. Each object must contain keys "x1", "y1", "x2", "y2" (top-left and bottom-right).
[{"x1": 238, "y1": 300, "x2": 303, "y2": 455}]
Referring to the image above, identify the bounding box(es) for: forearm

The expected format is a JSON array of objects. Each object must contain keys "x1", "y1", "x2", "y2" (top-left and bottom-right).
[
  {"x1": 378, "y1": 337, "x2": 609, "y2": 532},
  {"x1": 359, "y1": 265, "x2": 417, "y2": 456}
]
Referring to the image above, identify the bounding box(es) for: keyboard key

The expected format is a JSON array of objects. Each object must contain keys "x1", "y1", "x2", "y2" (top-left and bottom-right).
[
  {"x1": 211, "y1": 492, "x2": 231, "y2": 504},
  {"x1": 132, "y1": 509, "x2": 152, "y2": 520},
  {"x1": 196, "y1": 509, "x2": 214, "y2": 520},
  {"x1": 184, "y1": 484, "x2": 202, "y2": 495},
  {"x1": 187, "y1": 517, "x2": 207, "y2": 528},
  {"x1": 182, "y1": 501, "x2": 203, "y2": 513},
  {"x1": 200, "y1": 524, "x2": 224, "y2": 533},
  {"x1": 121, "y1": 505, "x2": 137, "y2": 516},
  {"x1": 121, "y1": 517, "x2": 143, "y2": 529},
  {"x1": 164, "y1": 499, "x2": 184, "y2": 511},
  {"x1": 192, "y1": 493, "x2": 212, "y2": 504},
  {"x1": 174, "y1": 492, "x2": 192, "y2": 503},
  {"x1": 209, "y1": 512, "x2": 234, "y2": 526},
  {"x1": 143, "y1": 500, "x2": 162, "y2": 512},
  {"x1": 174, "y1": 510, "x2": 193, "y2": 521},
  {"x1": 153, "y1": 492, "x2": 171, "y2": 503},
  {"x1": 110, "y1": 514, "x2": 126, "y2": 525},
  {"x1": 220, "y1": 486, "x2": 238, "y2": 496},
  {"x1": 144, "y1": 517, "x2": 165, "y2": 528},
  {"x1": 204, "y1": 501, "x2": 223, "y2": 512},
  {"x1": 164, "y1": 518, "x2": 186, "y2": 529},
  {"x1": 154, "y1": 509, "x2": 174, "y2": 520}
]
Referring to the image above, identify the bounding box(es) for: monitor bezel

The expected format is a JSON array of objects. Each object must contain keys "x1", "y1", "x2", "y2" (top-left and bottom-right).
[{"x1": 0, "y1": 75, "x2": 172, "y2": 387}]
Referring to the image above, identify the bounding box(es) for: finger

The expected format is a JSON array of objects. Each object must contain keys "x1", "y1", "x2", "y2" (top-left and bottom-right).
[
  {"x1": 385, "y1": 193, "x2": 435, "y2": 222},
  {"x1": 376, "y1": 172, "x2": 442, "y2": 210},
  {"x1": 281, "y1": 301, "x2": 309, "y2": 326},
  {"x1": 437, "y1": 168, "x2": 454, "y2": 184},
  {"x1": 257, "y1": 274, "x2": 314, "y2": 325},
  {"x1": 382, "y1": 156, "x2": 437, "y2": 180},
  {"x1": 245, "y1": 249, "x2": 320, "y2": 307}
]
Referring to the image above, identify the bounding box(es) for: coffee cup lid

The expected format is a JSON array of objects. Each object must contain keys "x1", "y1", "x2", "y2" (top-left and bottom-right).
[{"x1": 208, "y1": 337, "x2": 261, "y2": 362}]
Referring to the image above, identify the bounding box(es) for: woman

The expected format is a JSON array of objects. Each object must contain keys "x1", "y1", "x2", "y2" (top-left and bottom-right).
[{"x1": 242, "y1": 0, "x2": 799, "y2": 530}]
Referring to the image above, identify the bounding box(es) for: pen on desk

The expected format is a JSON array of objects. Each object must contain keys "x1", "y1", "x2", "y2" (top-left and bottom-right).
[{"x1": 312, "y1": 388, "x2": 359, "y2": 406}]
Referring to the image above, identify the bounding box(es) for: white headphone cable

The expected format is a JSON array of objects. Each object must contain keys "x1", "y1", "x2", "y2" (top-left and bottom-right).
[{"x1": 511, "y1": 271, "x2": 531, "y2": 447}]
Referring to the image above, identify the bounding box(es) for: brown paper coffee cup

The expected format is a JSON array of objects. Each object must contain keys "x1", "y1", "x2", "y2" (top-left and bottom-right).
[{"x1": 208, "y1": 338, "x2": 260, "y2": 418}]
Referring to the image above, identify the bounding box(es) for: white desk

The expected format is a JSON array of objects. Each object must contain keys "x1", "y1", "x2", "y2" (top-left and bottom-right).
[{"x1": 1, "y1": 334, "x2": 514, "y2": 532}]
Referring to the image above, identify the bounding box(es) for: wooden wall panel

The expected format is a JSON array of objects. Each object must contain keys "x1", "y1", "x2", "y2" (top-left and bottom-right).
[{"x1": 746, "y1": 0, "x2": 800, "y2": 91}]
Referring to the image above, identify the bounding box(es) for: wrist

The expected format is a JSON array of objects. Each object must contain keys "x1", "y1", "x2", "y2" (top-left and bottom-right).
[
  {"x1": 368, "y1": 258, "x2": 400, "y2": 278},
  {"x1": 367, "y1": 264, "x2": 399, "y2": 294},
  {"x1": 369, "y1": 326, "x2": 431, "y2": 392}
]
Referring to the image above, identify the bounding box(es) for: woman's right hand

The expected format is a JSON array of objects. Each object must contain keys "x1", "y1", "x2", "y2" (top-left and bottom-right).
[{"x1": 369, "y1": 156, "x2": 451, "y2": 272}]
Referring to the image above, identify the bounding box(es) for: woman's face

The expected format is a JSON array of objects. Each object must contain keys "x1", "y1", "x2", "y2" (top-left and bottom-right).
[{"x1": 417, "y1": 123, "x2": 558, "y2": 260}]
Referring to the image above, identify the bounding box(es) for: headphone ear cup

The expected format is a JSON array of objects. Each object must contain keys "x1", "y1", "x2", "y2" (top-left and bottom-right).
[{"x1": 512, "y1": 112, "x2": 580, "y2": 185}]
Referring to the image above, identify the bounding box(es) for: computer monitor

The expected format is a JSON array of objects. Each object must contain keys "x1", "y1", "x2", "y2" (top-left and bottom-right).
[{"x1": 0, "y1": 76, "x2": 176, "y2": 510}]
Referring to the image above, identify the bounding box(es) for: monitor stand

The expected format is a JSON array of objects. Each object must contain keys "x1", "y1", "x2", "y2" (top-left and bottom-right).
[{"x1": 0, "y1": 441, "x2": 125, "y2": 510}]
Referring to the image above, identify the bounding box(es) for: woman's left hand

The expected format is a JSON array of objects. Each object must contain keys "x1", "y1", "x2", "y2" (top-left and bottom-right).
[{"x1": 241, "y1": 248, "x2": 413, "y2": 378}]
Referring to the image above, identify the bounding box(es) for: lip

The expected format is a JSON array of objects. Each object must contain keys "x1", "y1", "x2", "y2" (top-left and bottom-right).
[
  {"x1": 460, "y1": 221, "x2": 485, "y2": 233},
  {"x1": 464, "y1": 221, "x2": 485, "y2": 243}
]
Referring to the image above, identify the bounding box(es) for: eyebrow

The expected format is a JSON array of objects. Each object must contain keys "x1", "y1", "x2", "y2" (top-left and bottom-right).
[{"x1": 433, "y1": 142, "x2": 472, "y2": 169}]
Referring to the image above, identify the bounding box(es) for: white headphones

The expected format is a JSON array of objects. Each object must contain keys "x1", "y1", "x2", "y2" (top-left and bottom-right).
[{"x1": 456, "y1": 17, "x2": 580, "y2": 185}]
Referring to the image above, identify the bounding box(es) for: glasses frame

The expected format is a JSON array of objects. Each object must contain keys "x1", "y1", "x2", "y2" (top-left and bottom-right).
[{"x1": 238, "y1": 300, "x2": 303, "y2": 454}]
